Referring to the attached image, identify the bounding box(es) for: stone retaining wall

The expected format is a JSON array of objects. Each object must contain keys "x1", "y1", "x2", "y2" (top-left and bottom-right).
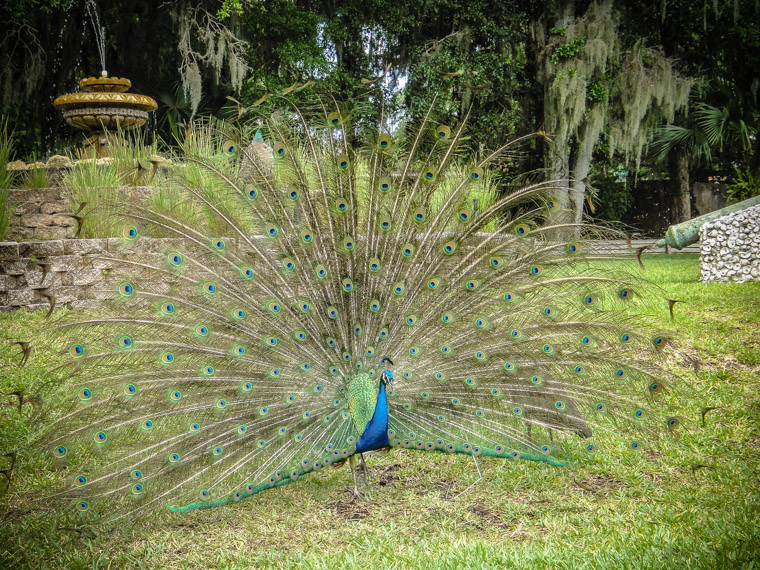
[
  {"x1": 699, "y1": 203, "x2": 760, "y2": 282},
  {"x1": 0, "y1": 237, "x2": 170, "y2": 311},
  {"x1": 7, "y1": 188, "x2": 77, "y2": 240}
]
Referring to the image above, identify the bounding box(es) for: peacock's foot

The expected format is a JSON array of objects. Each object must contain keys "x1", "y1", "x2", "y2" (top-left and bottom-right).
[{"x1": 350, "y1": 488, "x2": 365, "y2": 503}]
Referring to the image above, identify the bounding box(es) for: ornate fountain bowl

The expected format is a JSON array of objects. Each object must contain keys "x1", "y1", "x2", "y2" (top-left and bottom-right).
[{"x1": 54, "y1": 74, "x2": 157, "y2": 130}]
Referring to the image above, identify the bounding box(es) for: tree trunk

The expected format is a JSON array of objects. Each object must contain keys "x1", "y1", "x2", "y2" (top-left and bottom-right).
[{"x1": 668, "y1": 147, "x2": 691, "y2": 223}]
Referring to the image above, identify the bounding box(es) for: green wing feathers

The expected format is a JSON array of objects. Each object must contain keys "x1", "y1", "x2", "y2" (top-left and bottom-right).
[{"x1": 36, "y1": 102, "x2": 676, "y2": 521}]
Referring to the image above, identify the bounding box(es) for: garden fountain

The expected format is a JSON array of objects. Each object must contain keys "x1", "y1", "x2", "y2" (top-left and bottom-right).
[{"x1": 52, "y1": 0, "x2": 156, "y2": 155}]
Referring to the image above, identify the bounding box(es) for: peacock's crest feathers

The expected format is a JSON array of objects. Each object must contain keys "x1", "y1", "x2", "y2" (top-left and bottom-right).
[{"x1": 37, "y1": 100, "x2": 677, "y2": 521}]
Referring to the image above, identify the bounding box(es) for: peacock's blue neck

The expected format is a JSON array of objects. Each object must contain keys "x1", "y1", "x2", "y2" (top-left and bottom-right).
[{"x1": 356, "y1": 381, "x2": 389, "y2": 453}]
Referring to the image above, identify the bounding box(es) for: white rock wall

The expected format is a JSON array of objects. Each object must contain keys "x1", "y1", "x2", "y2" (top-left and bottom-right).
[{"x1": 699, "y1": 203, "x2": 760, "y2": 282}]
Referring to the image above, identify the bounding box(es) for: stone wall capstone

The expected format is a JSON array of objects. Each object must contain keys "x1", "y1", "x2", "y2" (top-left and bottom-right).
[{"x1": 699, "y1": 203, "x2": 760, "y2": 283}]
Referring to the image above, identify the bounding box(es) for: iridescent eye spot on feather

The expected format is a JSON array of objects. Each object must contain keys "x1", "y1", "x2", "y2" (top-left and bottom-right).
[
  {"x1": 124, "y1": 384, "x2": 137, "y2": 396},
  {"x1": 378, "y1": 327, "x2": 389, "y2": 339},
  {"x1": 393, "y1": 282, "x2": 405, "y2": 295},
  {"x1": 300, "y1": 362, "x2": 311, "y2": 371},
  {"x1": 76, "y1": 501, "x2": 88, "y2": 512},
  {"x1": 93, "y1": 431, "x2": 107, "y2": 443},
  {"x1": 245, "y1": 185, "x2": 258, "y2": 200},
  {"x1": 510, "y1": 451, "x2": 521, "y2": 459},
  {"x1": 667, "y1": 417, "x2": 680, "y2": 429},
  {"x1": 435, "y1": 372, "x2": 446, "y2": 381},
  {"x1": 436, "y1": 125, "x2": 451, "y2": 139},
  {"x1": 510, "y1": 329, "x2": 523, "y2": 339},
  {"x1": 440, "y1": 345, "x2": 451, "y2": 354},
  {"x1": 327, "y1": 306, "x2": 338, "y2": 319},
  {"x1": 489, "y1": 256, "x2": 502, "y2": 268},
  {"x1": 466, "y1": 377, "x2": 477, "y2": 386},
  {"x1": 615, "y1": 368, "x2": 627, "y2": 379},
  {"x1": 379, "y1": 215, "x2": 392, "y2": 231},
  {"x1": 512, "y1": 406, "x2": 523, "y2": 417},
  {"x1": 119, "y1": 281, "x2": 134, "y2": 297},
  {"x1": 287, "y1": 187, "x2": 298, "y2": 200},
  {"x1": 409, "y1": 346, "x2": 420, "y2": 355},
  {"x1": 451, "y1": 398, "x2": 460, "y2": 406},
  {"x1": 566, "y1": 242, "x2": 581, "y2": 255},
  {"x1": 315, "y1": 264, "x2": 327, "y2": 278},
  {"x1": 300, "y1": 230, "x2": 313, "y2": 244},
  {"x1": 555, "y1": 401, "x2": 566, "y2": 411},
  {"x1": 78, "y1": 388, "x2": 92, "y2": 400},
  {"x1": 286, "y1": 394, "x2": 296, "y2": 404},
  {"x1": 70, "y1": 344, "x2": 85, "y2": 358},
  {"x1": 620, "y1": 333, "x2": 633, "y2": 344},
  {"x1": 531, "y1": 375, "x2": 544, "y2": 386},
  {"x1": 652, "y1": 335, "x2": 668, "y2": 348},
  {"x1": 329, "y1": 366, "x2": 339, "y2": 375},
  {"x1": 189, "y1": 423, "x2": 200, "y2": 432},
  {"x1": 470, "y1": 166, "x2": 483, "y2": 181},
  {"x1": 405, "y1": 314, "x2": 418, "y2": 326},
  {"x1": 492, "y1": 388, "x2": 501, "y2": 397},
  {"x1": 241, "y1": 267, "x2": 254, "y2": 280},
  {"x1": 474, "y1": 351, "x2": 486, "y2": 360},
  {"x1": 412, "y1": 208, "x2": 426, "y2": 222},
  {"x1": 442, "y1": 240, "x2": 458, "y2": 255},
  {"x1": 543, "y1": 307, "x2": 556, "y2": 317},
  {"x1": 213, "y1": 239, "x2": 225, "y2": 251},
  {"x1": 223, "y1": 140, "x2": 236, "y2": 155},
  {"x1": 327, "y1": 111, "x2": 341, "y2": 127},
  {"x1": 379, "y1": 176, "x2": 392, "y2": 192},
  {"x1": 514, "y1": 223, "x2": 529, "y2": 237},
  {"x1": 234, "y1": 345, "x2": 246, "y2": 355},
  {"x1": 503, "y1": 362, "x2": 515, "y2": 372},
  {"x1": 171, "y1": 390, "x2": 182, "y2": 401},
  {"x1": 457, "y1": 208, "x2": 472, "y2": 223},
  {"x1": 202, "y1": 366, "x2": 214, "y2": 375},
  {"x1": 631, "y1": 442, "x2": 640, "y2": 450},
  {"x1": 369, "y1": 258, "x2": 381, "y2": 272},
  {"x1": 649, "y1": 382, "x2": 663, "y2": 394},
  {"x1": 596, "y1": 403, "x2": 606, "y2": 412},
  {"x1": 401, "y1": 243, "x2": 415, "y2": 257},
  {"x1": 377, "y1": 133, "x2": 391, "y2": 149},
  {"x1": 216, "y1": 399, "x2": 227, "y2": 409},
  {"x1": 202, "y1": 282, "x2": 216, "y2": 294},
  {"x1": 446, "y1": 444, "x2": 456, "y2": 453},
  {"x1": 54, "y1": 446, "x2": 67, "y2": 458},
  {"x1": 294, "y1": 330, "x2": 307, "y2": 341},
  {"x1": 618, "y1": 287, "x2": 631, "y2": 300},
  {"x1": 74, "y1": 475, "x2": 87, "y2": 487},
  {"x1": 441, "y1": 313, "x2": 454, "y2": 323},
  {"x1": 475, "y1": 318, "x2": 487, "y2": 327},
  {"x1": 369, "y1": 299, "x2": 381, "y2": 312},
  {"x1": 169, "y1": 453, "x2": 180, "y2": 463},
  {"x1": 161, "y1": 302, "x2": 174, "y2": 315},
  {"x1": 161, "y1": 352, "x2": 174, "y2": 364},
  {"x1": 168, "y1": 252, "x2": 182, "y2": 266},
  {"x1": 530, "y1": 265, "x2": 543, "y2": 276},
  {"x1": 336, "y1": 155, "x2": 350, "y2": 171},
  {"x1": 581, "y1": 336, "x2": 593, "y2": 346},
  {"x1": 342, "y1": 277, "x2": 354, "y2": 292},
  {"x1": 195, "y1": 325, "x2": 209, "y2": 337},
  {"x1": 265, "y1": 223, "x2": 279, "y2": 238},
  {"x1": 583, "y1": 294, "x2": 598, "y2": 306},
  {"x1": 131, "y1": 483, "x2": 144, "y2": 495},
  {"x1": 199, "y1": 489, "x2": 210, "y2": 501},
  {"x1": 241, "y1": 382, "x2": 252, "y2": 392},
  {"x1": 503, "y1": 292, "x2": 516, "y2": 302},
  {"x1": 282, "y1": 258, "x2": 295, "y2": 271},
  {"x1": 423, "y1": 167, "x2": 437, "y2": 182},
  {"x1": 465, "y1": 279, "x2": 480, "y2": 291},
  {"x1": 574, "y1": 365, "x2": 585, "y2": 374},
  {"x1": 123, "y1": 225, "x2": 138, "y2": 240},
  {"x1": 141, "y1": 420, "x2": 153, "y2": 431},
  {"x1": 265, "y1": 336, "x2": 278, "y2": 347},
  {"x1": 634, "y1": 409, "x2": 645, "y2": 420},
  {"x1": 586, "y1": 444, "x2": 596, "y2": 454},
  {"x1": 274, "y1": 142, "x2": 286, "y2": 157},
  {"x1": 335, "y1": 197, "x2": 349, "y2": 212},
  {"x1": 233, "y1": 309, "x2": 246, "y2": 320}
]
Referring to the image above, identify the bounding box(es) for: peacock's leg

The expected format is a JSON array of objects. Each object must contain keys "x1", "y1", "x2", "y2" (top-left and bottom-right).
[
  {"x1": 348, "y1": 455, "x2": 364, "y2": 502},
  {"x1": 358, "y1": 453, "x2": 370, "y2": 483}
]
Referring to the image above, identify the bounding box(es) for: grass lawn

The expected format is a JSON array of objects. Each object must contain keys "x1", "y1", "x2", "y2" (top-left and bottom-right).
[{"x1": 1, "y1": 254, "x2": 758, "y2": 569}]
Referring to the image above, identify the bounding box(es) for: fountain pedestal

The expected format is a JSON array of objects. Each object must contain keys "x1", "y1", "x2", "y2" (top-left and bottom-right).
[{"x1": 53, "y1": 74, "x2": 157, "y2": 155}]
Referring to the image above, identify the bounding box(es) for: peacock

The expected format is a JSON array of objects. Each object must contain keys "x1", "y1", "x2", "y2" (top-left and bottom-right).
[{"x1": 35, "y1": 98, "x2": 678, "y2": 523}]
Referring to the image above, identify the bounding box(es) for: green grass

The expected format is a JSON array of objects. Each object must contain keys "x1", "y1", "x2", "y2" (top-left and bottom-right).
[{"x1": 1, "y1": 255, "x2": 758, "y2": 569}]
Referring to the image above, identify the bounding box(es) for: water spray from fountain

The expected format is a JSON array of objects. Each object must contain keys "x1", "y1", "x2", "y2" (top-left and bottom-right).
[{"x1": 85, "y1": 0, "x2": 107, "y2": 77}]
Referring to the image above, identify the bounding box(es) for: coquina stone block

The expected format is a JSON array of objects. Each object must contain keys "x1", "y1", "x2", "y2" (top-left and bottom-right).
[{"x1": 699, "y1": 204, "x2": 760, "y2": 283}]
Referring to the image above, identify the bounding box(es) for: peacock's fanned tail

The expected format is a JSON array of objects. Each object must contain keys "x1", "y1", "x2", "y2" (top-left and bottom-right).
[{"x1": 38, "y1": 102, "x2": 674, "y2": 521}]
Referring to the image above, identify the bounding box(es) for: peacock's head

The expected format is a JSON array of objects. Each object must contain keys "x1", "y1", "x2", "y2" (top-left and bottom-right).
[{"x1": 380, "y1": 357, "x2": 394, "y2": 391}]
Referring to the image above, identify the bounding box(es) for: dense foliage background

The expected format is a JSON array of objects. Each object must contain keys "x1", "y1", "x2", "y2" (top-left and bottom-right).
[{"x1": 1, "y1": 0, "x2": 758, "y2": 226}]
